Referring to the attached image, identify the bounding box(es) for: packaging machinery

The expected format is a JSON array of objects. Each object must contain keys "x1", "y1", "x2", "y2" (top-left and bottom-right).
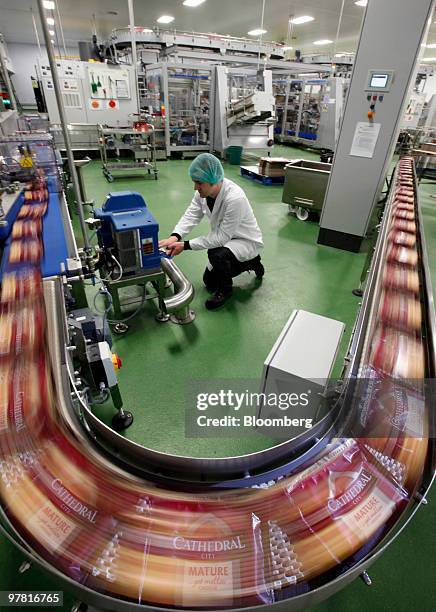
[
  {"x1": 144, "y1": 62, "x2": 213, "y2": 158},
  {"x1": 214, "y1": 65, "x2": 275, "y2": 156},
  {"x1": 0, "y1": 151, "x2": 434, "y2": 612},
  {"x1": 275, "y1": 77, "x2": 344, "y2": 151}
]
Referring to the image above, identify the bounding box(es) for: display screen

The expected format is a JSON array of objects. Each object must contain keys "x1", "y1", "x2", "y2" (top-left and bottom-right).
[{"x1": 370, "y1": 74, "x2": 389, "y2": 88}]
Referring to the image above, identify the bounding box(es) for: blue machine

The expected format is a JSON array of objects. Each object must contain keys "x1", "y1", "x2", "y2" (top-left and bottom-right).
[{"x1": 94, "y1": 192, "x2": 161, "y2": 274}]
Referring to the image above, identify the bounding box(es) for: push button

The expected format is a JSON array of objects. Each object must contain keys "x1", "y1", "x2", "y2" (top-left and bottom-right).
[{"x1": 379, "y1": 95, "x2": 384, "y2": 102}]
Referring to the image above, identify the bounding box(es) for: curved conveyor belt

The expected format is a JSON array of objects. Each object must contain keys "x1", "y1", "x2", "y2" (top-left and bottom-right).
[{"x1": 0, "y1": 157, "x2": 434, "y2": 611}]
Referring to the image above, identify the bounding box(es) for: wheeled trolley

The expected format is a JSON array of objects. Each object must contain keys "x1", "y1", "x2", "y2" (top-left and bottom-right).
[{"x1": 98, "y1": 123, "x2": 158, "y2": 182}]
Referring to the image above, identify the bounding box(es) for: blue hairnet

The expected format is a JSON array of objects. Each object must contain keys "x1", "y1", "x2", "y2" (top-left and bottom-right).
[{"x1": 189, "y1": 153, "x2": 224, "y2": 185}]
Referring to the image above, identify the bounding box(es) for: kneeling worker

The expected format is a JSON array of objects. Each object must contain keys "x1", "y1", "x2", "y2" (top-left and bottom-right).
[{"x1": 159, "y1": 153, "x2": 264, "y2": 310}]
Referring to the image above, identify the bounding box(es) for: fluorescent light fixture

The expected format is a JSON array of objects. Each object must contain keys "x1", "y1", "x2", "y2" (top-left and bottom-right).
[
  {"x1": 248, "y1": 28, "x2": 267, "y2": 36},
  {"x1": 43, "y1": 1, "x2": 55, "y2": 9},
  {"x1": 157, "y1": 15, "x2": 174, "y2": 24},
  {"x1": 355, "y1": 0, "x2": 367, "y2": 6},
  {"x1": 313, "y1": 39, "x2": 333, "y2": 45},
  {"x1": 49, "y1": 29, "x2": 55, "y2": 36},
  {"x1": 282, "y1": 46, "x2": 293, "y2": 50},
  {"x1": 46, "y1": 17, "x2": 55, "y2": 25},
  {"x1": 141, "y1": 28, "x2": 153, "y2": 33},
  {"x1": 335, "y1": 52, "x2": 353, "y2": 57},
  {"x1": 290, "y1": 16, "x2": 314, "y2": 25},
  {"x1": 422, "y1": 57, "x2": 436, "y2": 61},
  {"x1": 183, "y1": 0, "x2": 206, "y2": 6},
  {"x1": 50, "y1": 39, "x2": 55, "y2": 44},
  {"x1": 424, "y1": 43, "x2": 436, "y2": 48}
]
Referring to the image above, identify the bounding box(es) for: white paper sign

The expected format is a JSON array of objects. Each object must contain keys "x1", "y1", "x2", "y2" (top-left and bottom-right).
[{"x1": 350, "y1": 122, "x2": 381, "y2": 158}]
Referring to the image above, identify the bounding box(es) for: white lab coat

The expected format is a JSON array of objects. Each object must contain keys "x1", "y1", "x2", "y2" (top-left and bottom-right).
[{"x1": 173, "y1": 178, "x2": 263, "y2": 262}]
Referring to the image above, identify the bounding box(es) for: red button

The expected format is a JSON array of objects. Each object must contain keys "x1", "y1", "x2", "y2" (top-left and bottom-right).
[
  {"x1": 372, "y1": 95, "x2": 377, "y2": 101},
  {"x1": 108, "y1": 99, "x2": 116, "y2": 108}
]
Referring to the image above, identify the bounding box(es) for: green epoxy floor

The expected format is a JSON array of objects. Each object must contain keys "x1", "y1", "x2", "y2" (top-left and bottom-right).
[{"x1": 78, "y1": 145, "x2": 367, "y2": 458}]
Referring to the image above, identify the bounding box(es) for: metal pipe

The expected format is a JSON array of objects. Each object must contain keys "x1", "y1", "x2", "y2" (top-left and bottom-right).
[
  {"x1": 160, "y1": 257, "x2": 195, "y2": 323},
  {"x1": 333, "y1": 0, "x2": 346, "y2": 65},
  {"x1": 0, "y1": 35, "x2": 16, "y2": 110},
  {"x1": 55, "y1": 0, "x2": 68, "y2": 58},
  {"x1": 256, "y1": 0, "x2": 266, "y2": 71},
  {"x1": 36, "y1": 0, "x2": 91, "y2": 254},
  {"x1": 127, "y1": 0, "x2": 141, "y2": 114},
  {"x1": 31, "y1": 9, "x2": 42, "y2": 57}
]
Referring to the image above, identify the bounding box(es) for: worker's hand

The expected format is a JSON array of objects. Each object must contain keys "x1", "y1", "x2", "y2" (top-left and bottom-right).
[
  {"x1": 166, "y1": 241, "x2": 184, "y2": 257},
  {"x1": 159, "y1": 236, "x2": 178, "y2": 248}
]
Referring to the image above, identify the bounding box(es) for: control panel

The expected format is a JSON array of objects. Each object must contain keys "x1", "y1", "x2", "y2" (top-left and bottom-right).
[{"x1": 363, "y1": 70, "x2": 395, "y2": 120}]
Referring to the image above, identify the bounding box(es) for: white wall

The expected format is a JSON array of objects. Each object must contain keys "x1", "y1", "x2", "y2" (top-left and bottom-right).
[{"x1": 8, "y1": 43, "x2": 78, "y2": 106}]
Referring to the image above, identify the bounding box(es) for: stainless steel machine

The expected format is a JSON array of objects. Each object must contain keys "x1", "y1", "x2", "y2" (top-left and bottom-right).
[
  {"x1": 275, "y1": 77, "x2": 345, "y2": 152},
  {"x1": 144, "y1": 61, "x2": 213, "y2": 158},
  {"x1": 213, "y1": 65, "x2": 275, "y2": 155}
]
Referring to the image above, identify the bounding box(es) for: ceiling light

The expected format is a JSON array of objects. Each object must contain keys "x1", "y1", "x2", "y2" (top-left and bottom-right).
[
  {"x1": 355, "y1": 0, "x2": 367, "y2": 6},
  {"x1": 141, "y1": 28, "x2": 153, "y2": 33},
  {"x1": 248, "y1": 28, "x2": 267, "y2": 36},
  {"x1": 183, "y1": 0, "x2": 206, "y2": 6},
  {"x1": 424, "y1": 43, "x2": 436, "y2": 48},
  {"x1": 43, "y1": 1, "x2": 55, "y2": 9},
  {"x1": 46, "y1": 17, "x2": 55, "y2": 26},
  {"x1": 157, "y1": 15, "x2": 175, "y2": 24},
  {"x1": 282, "y1": 46, "x2": 293, "y2": 50},
  {"x1": 422, "y1": 57, "x2": 436, "y2": 61},
  {"x1": 50, "y1": 39, "x2": 55, "y2": 44},
  {"x1": 313, "y1": 39, "x2": 333, "y2": 45},
  {"x1": 49, "y1": 29, "x2": 55, "y2": 36},
  {"x1": 290, "y1": 16, "x2": 314, "y2": 25}
]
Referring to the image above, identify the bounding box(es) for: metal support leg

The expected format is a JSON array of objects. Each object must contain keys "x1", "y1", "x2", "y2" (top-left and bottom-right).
[
  {"x1": 153, "y1": 276, "x2": 170, "y2": 322},
  {"x1": 18, "y1": 560, "x2": 31, "y2": 574},
  {"x1": 108, "y1": 286, "x2": 122, "y2": 321},
  {"x1": 414, "y1": 491, "x2": 428, "y2": 504},
  {"x1": 360, "y1": 571, "x2": 372, "y2": 586}
]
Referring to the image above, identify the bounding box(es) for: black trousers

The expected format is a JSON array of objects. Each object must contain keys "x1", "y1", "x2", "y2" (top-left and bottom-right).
[{"x1": 205, "y1": 247, "x2": 258, "y2": 293}]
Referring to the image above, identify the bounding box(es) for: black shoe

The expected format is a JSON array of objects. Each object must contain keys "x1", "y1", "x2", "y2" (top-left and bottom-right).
[
  {"x1": 205, "y1": 290, "x2": 232, "y2": 310},
  {"x1": 251, "y1": 256, "x2": 265, "y2": 279},
  {"x1": 203, "y1": 267, "x2": 218, "y2": 292}
]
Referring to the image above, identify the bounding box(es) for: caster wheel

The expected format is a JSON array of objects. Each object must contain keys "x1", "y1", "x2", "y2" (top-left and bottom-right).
[
  {"x1": 352, "y1": 288, "x2": 363, "y2": 297},
  {"x1": 296, "y1": 207, "x2": 309, "y2": 221},
  {"x1": 107, "y1": 175, "x2": 114, "y2": 183},
  {"x1": 288, "y1": 204, "x2": 296, "y2": 214},
  {"x1": 112, "y1": 322, "x2": 129, "y2": 334}
]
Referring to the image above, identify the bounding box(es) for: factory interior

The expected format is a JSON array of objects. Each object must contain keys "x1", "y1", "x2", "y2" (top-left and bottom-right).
[{"x1": 0, "y1": 0, "x2": 436, "y2": 611}]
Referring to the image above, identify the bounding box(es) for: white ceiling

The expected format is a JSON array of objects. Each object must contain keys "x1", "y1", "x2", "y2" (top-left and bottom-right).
[{"x1": 1, "y1": 0, "x2": 436, "y2": 56}]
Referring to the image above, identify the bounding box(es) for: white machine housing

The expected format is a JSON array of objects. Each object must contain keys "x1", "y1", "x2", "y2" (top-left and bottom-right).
[
  {"x1": 36, "y1": 59, "x2": 138, "y2": 126},
  {"x1": 259, "y1": 310, "x2": 344, "y2": 422},
  {"x1": 214, "y1": 65, "x2": 275, "y2": 154}
]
